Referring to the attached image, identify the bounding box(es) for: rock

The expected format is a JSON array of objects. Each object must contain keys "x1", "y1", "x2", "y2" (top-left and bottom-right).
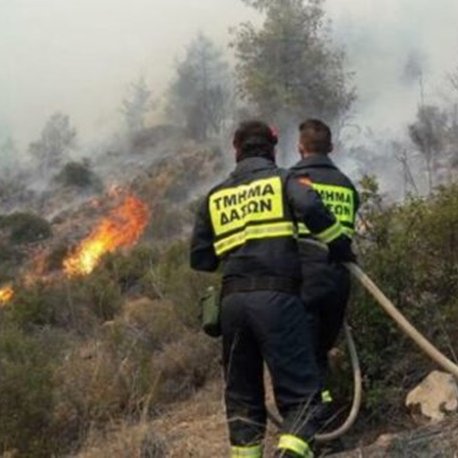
[
  {"x1": 373, "y1": 433, "x2": 396, "y2": 447},
  {"x1": 406, "y1": 370, "x2": 458, "y2": 421}
]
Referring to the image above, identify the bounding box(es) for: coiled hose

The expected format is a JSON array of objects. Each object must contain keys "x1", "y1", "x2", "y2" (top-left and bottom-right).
[{"x1": 267, "y1": 320, "x2": 362, "y2": 442}]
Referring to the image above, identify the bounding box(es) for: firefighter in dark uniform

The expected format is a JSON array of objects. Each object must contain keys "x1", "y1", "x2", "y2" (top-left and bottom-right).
[
  {"x1": 290, "y1": 119, "x2": 359, "y2": 414},
  {"x1": 190, "y1": 121, "x2": 355, "y2": 457}
]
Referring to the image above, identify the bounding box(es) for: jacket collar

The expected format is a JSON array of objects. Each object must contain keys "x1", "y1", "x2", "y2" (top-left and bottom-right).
[
  {"x1": 291, "y1": 153, "x2": 336, "y2": 171},
  {"x1": 232, "y1": 156, "x2": 277, "y2": 177}
]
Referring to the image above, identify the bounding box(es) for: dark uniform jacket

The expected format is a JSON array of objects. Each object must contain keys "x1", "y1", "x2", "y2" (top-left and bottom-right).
[
  {"x1": 290, "y1": 154, "x2": 359, "y2": 240},
  {"x1": 191, "y1": 156, "x2": 345, "y2": 281},
  {"x1": 289, "y1": 153, "x2": 359, "y2": 308}
]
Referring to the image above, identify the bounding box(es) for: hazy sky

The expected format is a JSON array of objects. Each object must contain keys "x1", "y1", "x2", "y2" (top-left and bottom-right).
[{"x1": 2, "y1": 0, "x2": 458, "y2": 150}]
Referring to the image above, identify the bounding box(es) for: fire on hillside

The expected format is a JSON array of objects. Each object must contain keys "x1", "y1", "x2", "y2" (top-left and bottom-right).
[
  {"x1": 63, "y1": 194, "x2": 149, "y2": 276},
  {"x1": 0, "y1": 285, "x2": 14, "y2": 306}
]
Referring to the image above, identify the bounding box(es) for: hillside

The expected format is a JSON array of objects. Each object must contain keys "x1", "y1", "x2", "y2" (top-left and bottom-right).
[{"x1": 0, "y1": 132, "x2": 457, "y2": 456}]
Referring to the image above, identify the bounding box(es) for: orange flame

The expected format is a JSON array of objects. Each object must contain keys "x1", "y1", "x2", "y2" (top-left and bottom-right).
[
  {"x1": 64, "y1": 195, "x2": 149, "y2": 276},
  {"x1": 0, "y1": 285, "x2": 14, "y2": 306}
]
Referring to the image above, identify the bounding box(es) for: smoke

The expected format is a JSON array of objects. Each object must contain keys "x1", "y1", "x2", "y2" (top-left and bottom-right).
[
  {"x1": 0, "y1": 0, "x2": 256, "y2": 151},
  {"x1": 322, "y1": 0, "x2": 458, "y2": 198},
  {"x1": 2, "y1": 0, "x2": 458, "y2": 201},
  {"x1": 327, "y1": 0, "x2": 458, "y2": 130}
]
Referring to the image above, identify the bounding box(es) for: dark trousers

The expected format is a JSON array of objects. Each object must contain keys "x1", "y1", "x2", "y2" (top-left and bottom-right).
[
  {"x1": 300, "y1": 257, "x2": 351, "y2": 384},
  {"x1": 221, "y1": 291, "x2": 321, "y2": 446}
]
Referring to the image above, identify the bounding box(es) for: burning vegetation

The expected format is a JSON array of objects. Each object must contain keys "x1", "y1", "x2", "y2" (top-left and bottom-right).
[
  {"x1": 63, "y1": 195, "x2": 149, "y2": 276},
  {"x1": 0, "y1": 284, "x2": 14, "y2": 305}
]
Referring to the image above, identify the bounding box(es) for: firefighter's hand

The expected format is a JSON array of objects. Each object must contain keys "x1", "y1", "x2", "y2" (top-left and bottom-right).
[{"x1": 328, "y1": 237, "x2": 357, "y2": 264}]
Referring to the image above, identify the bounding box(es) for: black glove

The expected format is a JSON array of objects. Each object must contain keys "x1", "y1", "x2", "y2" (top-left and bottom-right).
[{"x1": 327, "y1": 236, "x2": 357, "y2": 264}]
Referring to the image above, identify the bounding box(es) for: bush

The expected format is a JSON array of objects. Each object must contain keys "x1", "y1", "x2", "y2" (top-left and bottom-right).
[
  {"x1": 45, "y1": 242, "x2": 71, "y2": 272},
  {"x1": 74, "y1": 271, "x2": 123, "y2": 322},
  {"x1": 0, "y1": 242, "x2": 24, "y2": 282},
  {"x1": 0, "y1": 324, "x2": 60, "y2": 456},
  {"x1": 101, "y1": 245, "x2": 160, "y2": 295},
  {"x1": 347, "y1": 181, "x2": 458, "y2": 422},
  {"x1": 152, "y1": 240, "x2": 219, "y2": 328},
  {"x1": 7, "y1": 272, "x2": 122, "y2": 333},
  {"x1": 55, "y1": 161, "x2": 103, "y2": 190},
  {"x1": 0, "y1": 212, "x2": 52, "y2": 244},
  {"x1": 54, "y1": 303, "x2": 217, "y2": 438},
  {"x1": 7, "y1": 282, "x2": 64, "y2": 329},
  {"x1": 151, "y1": 331, "x2": 220, "y2": 404}
]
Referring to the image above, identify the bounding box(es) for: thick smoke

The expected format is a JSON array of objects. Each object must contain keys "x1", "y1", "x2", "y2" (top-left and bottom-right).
[
  {"x1": 323, "y1": 0, "x2": 458, "y2": 198},
  {"x1": 1, "y1": 0, "x2": 458, "y2": 203}
]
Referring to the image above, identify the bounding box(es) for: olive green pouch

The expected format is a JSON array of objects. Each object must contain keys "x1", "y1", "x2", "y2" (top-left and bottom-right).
[{"x1": 200, "y1": 286, "x2": 221, "y2": 338}]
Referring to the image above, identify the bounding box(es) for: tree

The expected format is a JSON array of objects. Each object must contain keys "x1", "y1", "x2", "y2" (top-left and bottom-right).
[
  {"x1": 408, "y1": 105, "x2": 447, "y2": 193},
  {"x1": 168, "y1": 33, "x2": 231, "y2": 141},
  {"x1": 449, "y1": 64, "x2": 458, "y2": 95},
  {"x1": 232, "y1": 0, "x2": 355, "y2": 151},
  {"x1": 402, "y1": 50, "x2": 426, "y2": 105},
  {"x1": 28, "y1": 112, "x2": 76, "y2": 176},
  {"x1": 121, "y1": 76, "x2": 153, "y2": 134}
]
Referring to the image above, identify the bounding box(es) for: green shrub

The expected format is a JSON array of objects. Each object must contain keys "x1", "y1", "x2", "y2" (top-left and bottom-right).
[
  {"x1": 45, "y1": 242, "x2": 71, "y2": 272},
  {"x1": 152, "y1": 240, "x2": 219, "y2": 328},
  {"x1": 55, "y1": 161, "x2": 103, "y2": 190},
  {"x1": 8, "y1": 282, "x2": 61, "y2": 328},
  {"x1": 101, "y1": 245, "x2": 160, "y2": 294},
  {"x1": 0, "y1": 242, "x2": 24, "y2": 282},
  {"x1": 151, "y1": 331, "x2": 220, "y2": 404},
  {"x1": 0, "y1": 324, "x2": 59, "y2": 456},
  {"x1": 74, "y1": 271, "x2": 123, "y2": 322},
  {"x1": 7, "y1": 272, "x2": 122, "y2": 333},
  {"x1": 346, "y1": 180, "x2": 458, "y2": 421},
  {"x1": 0, "y1": 212, "x2": 52, "y2": 244}
]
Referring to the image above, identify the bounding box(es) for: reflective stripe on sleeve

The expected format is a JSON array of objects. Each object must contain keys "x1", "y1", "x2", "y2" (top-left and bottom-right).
[
  {"x1": 230, "y1": 443, "x2": 263, "y2": 457},
  {"x1": 297, "y1": 222, "x2": 311, "y2": 236},
  {"x1": 278, "y1": 434, "x2": 313, "y2": 457},
  {"x1": 315, "y1": 220, "x2": 344, "y2": 244},
  {"x1": 298, "y1": 222, "x2": 351, "y2": 241},
  {"x1": 214, "y1": 222, "x2": 295, "y2": 256},
  {"x1": 342, "y1": 226, "x2": 355, "y2": 238},
  {"x1": 321, "y1": 389, "x2": 333, "y2": 404}
]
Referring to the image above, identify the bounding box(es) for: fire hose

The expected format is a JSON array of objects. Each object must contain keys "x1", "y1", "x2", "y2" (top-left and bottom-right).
[
  {"x1": 346, "y1": 263, "x2": 458, "y2": 379},
  {"x1": 267, "y1": 320, "x2": 362, "y2": 443},
  {"x1": 268, "y1": 262, "x2": 458, "y2": 442}
]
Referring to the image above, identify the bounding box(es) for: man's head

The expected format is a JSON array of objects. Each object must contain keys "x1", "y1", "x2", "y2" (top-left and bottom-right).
[
  {"x1": 233, "y1": 120, "x2": 278, "y2": 162},
  {"x1": 298, "y1": 119, "x2": 333, "y2": 157}
]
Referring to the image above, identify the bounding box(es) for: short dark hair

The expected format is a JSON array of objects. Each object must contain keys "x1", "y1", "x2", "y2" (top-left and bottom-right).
[
  {"x1": 233, "y1": 120, "x2": 278, "y2": 160},
  {"x1": 299, "y1": 119, "x2": 332, "y2": 154}
]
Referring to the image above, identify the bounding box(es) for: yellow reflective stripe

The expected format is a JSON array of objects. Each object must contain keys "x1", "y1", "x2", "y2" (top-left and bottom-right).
[
  {"x1": 214, "y1": 222, "x2": 295, "y2": 256},
  {"x1": 315, "y1": 220, "x2": 344, "y2": 244},
  {"x1": 278, "y1": 434, "x2": 313, "y2": 457},
  {"x1": 321, "y1": 389, "x2": 333, "y2": 404},
  {"x1": 298, "y1": 223, "x2": 354, "y2": 241},
  {"x1": 343, "y1": 226, "x2": 355, "y2": 238},
  {"x1": 297, "y1": 222, "x2": 311, "y2": 236},
  {"x1": 298, "y1": 222, "x2": 354, "y2": 239},
  {"x1": 231, "y1": 444, "x2": 263, "y2": 457}
]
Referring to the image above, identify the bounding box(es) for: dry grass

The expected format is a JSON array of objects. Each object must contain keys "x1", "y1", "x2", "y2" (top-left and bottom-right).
[{"x1": 75, "y1": 421, "x2": 166, "y2": 458}]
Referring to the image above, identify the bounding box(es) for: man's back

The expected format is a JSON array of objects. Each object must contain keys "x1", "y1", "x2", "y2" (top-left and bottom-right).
[
  {"x1": 201, "y1": 157, "x2": 301, "y2": 280},
  {"x1": 290, "y1": 153, "x2": 359, "y2": 241},
  {"x1": 290, "y1": 120, "x2": 359, "y2": 436}
]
